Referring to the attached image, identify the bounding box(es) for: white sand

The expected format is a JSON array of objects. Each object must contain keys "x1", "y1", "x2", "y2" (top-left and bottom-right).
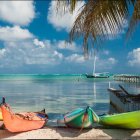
[
  {"x1": 1, "y1": 120, "x2": 140, "y2": 139},
  {"x1": 0, "y1": 125, "x2": 140, "y2": 139}
]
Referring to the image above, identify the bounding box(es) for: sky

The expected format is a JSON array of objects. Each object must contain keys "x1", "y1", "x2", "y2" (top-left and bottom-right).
[{"x1": 0, "y1": 1, "x2": 140, "y2": 74}]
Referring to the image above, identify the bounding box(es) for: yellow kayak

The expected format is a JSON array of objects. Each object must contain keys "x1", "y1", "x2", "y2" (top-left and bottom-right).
[{"x1": 0, "y1": 109, "x2": 3, "y2": 120}]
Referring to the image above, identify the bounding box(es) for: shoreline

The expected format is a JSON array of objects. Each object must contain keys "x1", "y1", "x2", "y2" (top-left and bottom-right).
[{"x1": 0, "y1": 124, "x2": 140, "y2": 139}]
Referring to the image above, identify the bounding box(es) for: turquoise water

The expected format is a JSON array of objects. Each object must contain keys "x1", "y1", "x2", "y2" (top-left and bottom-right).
[{"x1": 0, "y1": 74, "x2": 140, "y2": 116}]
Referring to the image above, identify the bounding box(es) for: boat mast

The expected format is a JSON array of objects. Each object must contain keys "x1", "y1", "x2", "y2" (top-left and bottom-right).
[{"x1": 93, "y1": 52, "x2": 96, "y2": 76}]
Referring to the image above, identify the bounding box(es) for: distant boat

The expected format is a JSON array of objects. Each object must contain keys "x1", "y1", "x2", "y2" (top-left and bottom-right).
[
  {"x1": 86, "y1": 54, "x2": 110, "y2": 78},
  {"x1": 57, "y1": 106, "x2": 99, "y2": 128},
  {"x1": 0, "y1": 98, "x2": 48, "y2": 132},
  {"x1": 85, "y1": 73, "x2": 110, "y2": 78}
]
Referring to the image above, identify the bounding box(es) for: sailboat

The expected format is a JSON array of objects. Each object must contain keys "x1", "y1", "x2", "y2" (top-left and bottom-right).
[{"x1": 85, "y1": 53, "x2": 109, "y2": 78}]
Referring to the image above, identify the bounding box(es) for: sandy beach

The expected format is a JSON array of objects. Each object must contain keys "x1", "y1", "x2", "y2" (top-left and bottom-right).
[
  {"x1": 0, "y1": 121, "x2": 140, "y2": 139},
  {"x1": 0, "y1": 127, "x2": 140, "y2": 139}
]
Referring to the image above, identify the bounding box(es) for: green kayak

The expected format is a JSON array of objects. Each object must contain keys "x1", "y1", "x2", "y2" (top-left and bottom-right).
[
  {"x1": 92, "y1": 110, "x2": 140, "y2": 129},
  {"x1": 58, "y1": 106, "x2": 140, "y2": 129},
  {"x1": 57, "y1": 106, "x2": 99, "y2": 128}
]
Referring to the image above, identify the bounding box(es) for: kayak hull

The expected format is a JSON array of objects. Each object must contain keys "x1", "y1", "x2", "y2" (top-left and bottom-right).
[
  {"x1": 0, "y1": 108, "x2": 2, "y2": 120},
  {"x1": 1, "y1": 104, "x2": 48, "y2": 132},
  {"x1": 99, "y1": 110, "x2": 140, "y2": 129},
  {"x1": 57, "y1": 107, "x2": 95, "y2": 128}
]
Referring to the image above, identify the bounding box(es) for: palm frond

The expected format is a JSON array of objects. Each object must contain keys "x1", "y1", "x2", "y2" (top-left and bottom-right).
[
  {"x1": 56, "y1": 0, "x2": 139, "y2": 56},
  {"x1": 70, "y1": 0, "x2": 135, "y2": 55},
  {"x1": 126, "y1": 0, "x2": 140, "y2": 39},
  {"x1": 56, "y1": 0, "x2": 78, "y2": 14},
  {"x1": 70, "y1": 0, "x2": 77, "y2": 13}
]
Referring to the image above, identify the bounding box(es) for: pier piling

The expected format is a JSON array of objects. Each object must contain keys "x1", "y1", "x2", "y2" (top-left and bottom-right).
[{"x1": 114, "y1": 75, "x2": 140, "y2": 83}]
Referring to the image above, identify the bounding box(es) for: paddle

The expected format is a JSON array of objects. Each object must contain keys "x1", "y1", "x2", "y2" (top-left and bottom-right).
[{"x1": 118, "y1": 85, "x2": 130, "y2": 95}]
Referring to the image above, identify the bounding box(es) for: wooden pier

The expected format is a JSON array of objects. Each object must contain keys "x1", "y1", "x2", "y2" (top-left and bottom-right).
[
  {"x1": 113, "y1": 74, "x2": 140, "y2": 83},
  {"x1": 108, "y1": 87, "x2": 140, "y2": 113}
]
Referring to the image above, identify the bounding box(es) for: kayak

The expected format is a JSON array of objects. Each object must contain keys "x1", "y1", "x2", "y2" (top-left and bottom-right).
[
  {"x1": 0, "y1": 109, "x2": 2, "y2": 121},
  {"x1": 99, "y1": 110, "x2": 140, "y2": 129},
  {"x1": 0, "y1": 98, "x2": 48, "y2": 132},
  {"x1": 92, "y1": 110, "x2": 140, "y2": 129},
  {"x1": 57, "y1": 106, "x2": 99, "y2": 128}
]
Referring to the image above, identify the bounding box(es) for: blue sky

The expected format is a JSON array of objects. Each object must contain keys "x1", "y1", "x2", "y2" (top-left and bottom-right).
[{"x1": 0, "y1": 1, "x2": 140, "y2": 74}]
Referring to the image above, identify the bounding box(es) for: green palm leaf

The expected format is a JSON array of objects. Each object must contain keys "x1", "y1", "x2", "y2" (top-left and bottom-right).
[
  {"x1": 56, "y1": 0, "x2": 140, "y2": 55},
  {"x1": 126, "y1": 0, "x2": 140, "y2": 38}
]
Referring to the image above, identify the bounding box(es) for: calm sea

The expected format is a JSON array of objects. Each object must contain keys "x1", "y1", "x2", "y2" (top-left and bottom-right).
[{"x1": 0, "y1": 74, "x2": 140, "y2": 124}]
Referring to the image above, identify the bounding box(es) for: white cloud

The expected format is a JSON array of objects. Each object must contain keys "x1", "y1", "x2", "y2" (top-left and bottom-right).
[
  {"x1": 0, "y1": 1, "x2": 35, "y2": 26},
  {"x1": 66, "y1": 54, "x2": 85, "y2": 63},
  {"x1": 0, "y1": 26, "x2": 34, "y2": 41},
  {"x1": 0, "y1": 38, "x2": 64, "y2": 68},
  {"x1": 47, "y1": 1, "x2": 85, "y2": 32},
  {"x1": 0, "y1": 33, "x2": 84, "y2": 68},
  {"x1": 0, "y1": 49, "x2": 6, "y2": 58},
  {"x1": 56, "y1": 40, "x2": 79, "y2": 51},
  {"x1": 108, "y1": 57, "x2": 117, "y2": 64},
  {"x1": 65, "y1": 53, "x2": 117, "y2": 71},
  {"x1": 0, "y1": 37, "x2": 117, "y2": 72},
  {"x1": 62, "y1": 51, "x2": 115, "y2": 68},
  {"x1": 33, "y1": 39, "x2": 79, "y2": 52},
  {"x1": 53, "y1": 50, "x2": 63, "y2": 59},
  {"x1": 102, "y1": 50, "x2": 110, "y2": 55},
  {"x1": 89, "y1": 57, "x2": 117, "y2": 70},
  {"x1": 0, "y1": 24, "x2": 117, "y2": 72},
  {"x1": 128, "y1": 48, "x2": 140, "y2": 66},
  {"x1": 24, "y1": 47, "x2": 63, "y2": 65},
  {"x1": 93, "y1": 56, "x2": 117, "y2": 67},
  {"x1": 33, "y1": 39, "x2": 45, "y2": 48}
]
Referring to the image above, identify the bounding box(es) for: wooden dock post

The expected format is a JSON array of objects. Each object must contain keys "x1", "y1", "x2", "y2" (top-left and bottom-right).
[{"x1": 113, "y1": 75, "x2": 140, "y2": 83}]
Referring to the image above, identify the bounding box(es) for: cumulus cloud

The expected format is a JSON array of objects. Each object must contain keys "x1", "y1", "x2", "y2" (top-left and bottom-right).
[
  {"x1": 89, "y1": 57, "x2": 117, "y2": 70},
  {"x1": 64, "y1": 52, "x2": 117, "y2": 71},
  {"x1": 33, "y1": 39, "x2": 45, "y2": 48},
  {"x1": 0, "y1": 40, "x2": 64, "y2": 68},
  {"x1": 0, "y1": 1, "x2": 35, "y2": 26},
  {"x1": 53, "y1": 50, "x2": 63, "y2": 59},
  {"x1": 47, "y1": 1, "x2": 85, "y2": 32},
  {"x1": 0, "y1": 33, "x2": 84, "y2": 68},
  {"x1": 128, "y1": 48, "x2": 140, "y2": 66},
  {"x1": 0, "y1": 37, "x2": 117, "y2": 72},
  {"x1": 33, "y1": 39, "x2": 79, "y2": 51},
  {"x1": 0, "y1": 25, "x2": 116, "y2": 72},
  {"x1": 0, "y1": 26, "x2": 34, "y2": 41},
  {"x1": 108, "y1": 57, "x2": 117, "y2": 64},
  {"x1": 65, "y1": 54, "x2": 85, "y2": 63},
  {"x1": 56, "y1": 40, "x2": 79, "y2": 52},
  {"x1": 0, "y1": 49, "x2": 6, "y2": 58}
]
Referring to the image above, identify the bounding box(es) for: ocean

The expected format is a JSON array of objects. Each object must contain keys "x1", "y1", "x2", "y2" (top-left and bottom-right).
[{"x1": 0, "y1": 74, "x2": 140, "y2": 124}]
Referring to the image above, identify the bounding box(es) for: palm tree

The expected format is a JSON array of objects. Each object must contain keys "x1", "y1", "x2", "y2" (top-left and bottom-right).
[{"x1": 56, "y1": 0, "x2": 140, "y2": 55}]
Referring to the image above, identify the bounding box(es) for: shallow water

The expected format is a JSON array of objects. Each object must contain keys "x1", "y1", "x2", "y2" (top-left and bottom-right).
[{"x1": 0, "y1": 74, "x2": 140, "y2": 123}]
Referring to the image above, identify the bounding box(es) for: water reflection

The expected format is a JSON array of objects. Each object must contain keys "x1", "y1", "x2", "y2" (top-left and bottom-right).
[
  {"x1": 0, "y1": 76, "x2": 139, "y2": 116},
  {"x1": 92, "y1": 82, "x2": 97, "y2": 109}
]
